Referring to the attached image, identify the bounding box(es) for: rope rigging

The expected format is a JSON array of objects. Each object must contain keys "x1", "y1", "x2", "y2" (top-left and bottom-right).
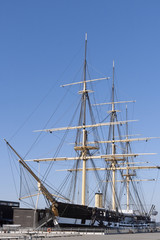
[{"x1": 5, "y1": 36, "x2": 159, "y2": 227}]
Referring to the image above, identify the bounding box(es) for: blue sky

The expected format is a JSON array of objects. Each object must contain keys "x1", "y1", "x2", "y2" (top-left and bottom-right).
[{"x1": 1, "y1": 0, "x2": 160, "y2": 220}]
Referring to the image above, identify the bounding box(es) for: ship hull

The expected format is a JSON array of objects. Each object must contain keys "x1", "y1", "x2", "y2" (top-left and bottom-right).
[{"x1": 56, "y1": 201, "x2": 155, "y2": 229}]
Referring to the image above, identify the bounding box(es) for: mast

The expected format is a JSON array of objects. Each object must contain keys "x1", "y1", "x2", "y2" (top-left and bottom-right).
[
  {"x1": 111, "y1": 60, "x2": 116, "y2": 211},
  {"x1": 30, "y1": 37, "x2": 159, "y2": 213},
  {"x1": 82, "y1": 33, "x2": 87, "y2": 205},
  {"x1": 126, "y1": 105, "x2": 130, "y2": 211}
]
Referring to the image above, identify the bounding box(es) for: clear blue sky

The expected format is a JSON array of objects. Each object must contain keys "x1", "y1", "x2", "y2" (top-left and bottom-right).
[{"x1": 1, "y1": 0, "x2": 160, "y2": 220}]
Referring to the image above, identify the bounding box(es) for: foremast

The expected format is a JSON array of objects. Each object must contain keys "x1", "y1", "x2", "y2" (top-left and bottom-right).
[
  {"x1": 125, "y1": 105, "x2": 130, "y2": 212},
  {"x1": 111, "y1": 60, "x2": 116, "y2": 211},
  {"x1": 81, "y1": 33, "x2": 88, "y2": 205},
  {"x1": 74, "y1": 33, "x2": 100, "y2": 205}
]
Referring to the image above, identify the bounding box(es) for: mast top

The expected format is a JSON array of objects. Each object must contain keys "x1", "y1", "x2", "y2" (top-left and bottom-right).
[{"x1": 85, "y1": 32, "x2": 87, "y2": 41}]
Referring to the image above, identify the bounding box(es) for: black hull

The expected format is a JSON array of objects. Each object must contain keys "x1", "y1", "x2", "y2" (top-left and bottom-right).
[{"x1": 56, "y1": 201, "x2": 152, "y2": 228}]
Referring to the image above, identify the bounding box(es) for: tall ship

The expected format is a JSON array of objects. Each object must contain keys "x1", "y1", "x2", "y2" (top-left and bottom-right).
[{"x1": 5, "y1": 34, "x2": 160, "y2": 230}]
